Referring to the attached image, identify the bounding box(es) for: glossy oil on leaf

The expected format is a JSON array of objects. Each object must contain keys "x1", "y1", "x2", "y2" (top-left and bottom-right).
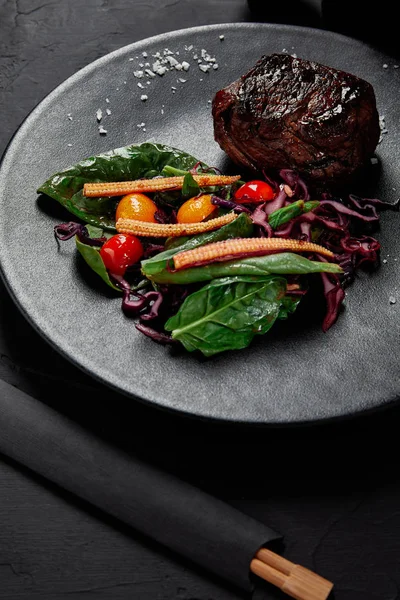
[
  {"x1": 164, "y1": 275, "x2": 286, "y2": 356},
  {"x1": 37, "y1": 142, "x2": 204, "y2": 230}
]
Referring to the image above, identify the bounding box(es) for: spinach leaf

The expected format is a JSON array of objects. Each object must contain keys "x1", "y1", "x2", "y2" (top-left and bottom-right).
[
  {"x1": 75, "y1": 227, "x2": 120, "y2": 292},
  {"x1": 141, "y1": 213, "x2": 253, "y2": 277},
  {"x1": 148, "y1": 251, "x2": 343, "y2": 284},
  {"x1": 182, "y1": 172, "x2": 200, "y2": 198},
  {"x1": 164, "y1": 276, "x2": 286, "y2": 356},
  {"x1": 85, "y1": 224, "x2": 113, "y2": 241},
  {"x1": 38, "y1": 142, "x2": 204, "y2": 230},
  {"x1": 268, "y1": 200, "x2": 320, "y2": 230},
  {"x1": 278, "y1": 295, "x2": 303, "y2": 319}
]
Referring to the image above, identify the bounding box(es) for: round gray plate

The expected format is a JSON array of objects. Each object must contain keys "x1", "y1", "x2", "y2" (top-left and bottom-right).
[{"x1": 0, "y1": 24, "x2": 399, "y2": 424}]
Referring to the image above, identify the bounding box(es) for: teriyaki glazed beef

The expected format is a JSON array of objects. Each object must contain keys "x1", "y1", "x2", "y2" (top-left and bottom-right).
[{"x1": 212, "y1": 54, "x2": 380, "y2": 185}]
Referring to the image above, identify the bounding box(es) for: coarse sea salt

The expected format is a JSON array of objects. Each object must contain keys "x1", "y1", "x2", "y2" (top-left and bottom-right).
[
  {"x1": 96, "y1": 109, "x2": 103, "y2": 122},
  {"x1": 98, "y1": 125, "x2": 107, "y2": 135},
  {"x1": 140, "y1": 94, "x2": 148, "y2": 101}
]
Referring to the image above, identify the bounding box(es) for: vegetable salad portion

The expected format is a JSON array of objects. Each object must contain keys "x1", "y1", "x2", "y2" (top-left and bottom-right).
[{"x1": 39, "y1": 142, "x2": 393, "y2": 356}]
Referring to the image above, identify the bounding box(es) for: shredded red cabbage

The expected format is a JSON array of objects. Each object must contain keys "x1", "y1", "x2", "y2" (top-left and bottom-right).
[
  {"x1": 54, "y1": 222, "x2": 106, "y2": 247},
  {"x1": 135, "y1": 323, "x2": 177, "y2": 344},
  {"x1": 211, "y1": 195, "x2": 251, "y2": 213},
  {"x1": 250, "y1": 170, "x2": 398, "y2": 330}
]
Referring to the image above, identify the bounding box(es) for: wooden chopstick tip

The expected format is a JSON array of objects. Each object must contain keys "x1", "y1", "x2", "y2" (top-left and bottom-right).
[{"x1": 251, "y1": 548, "x2": 334, "y2": 600}]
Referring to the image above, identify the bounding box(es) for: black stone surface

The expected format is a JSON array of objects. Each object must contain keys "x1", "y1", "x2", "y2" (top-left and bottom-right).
[{"x1": 1, "y1": 1, "x2": 400, "y2": 599}]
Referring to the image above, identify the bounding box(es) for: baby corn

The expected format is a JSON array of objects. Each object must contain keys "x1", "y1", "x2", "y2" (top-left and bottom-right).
[
  {"x1": 84, "y1": 174, "x2": 241, "y2": 197},
  {"x1": 116, "y1": 212, "x2": 237, "y2": 237},
  {"x1": 173, "y1": 238, "x2": 334, "y2": 270}
]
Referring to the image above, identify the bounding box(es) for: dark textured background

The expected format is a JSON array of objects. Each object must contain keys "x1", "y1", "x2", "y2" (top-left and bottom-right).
[{"x1": 1, "y1": 1, "x2": 400, "y2": 599}]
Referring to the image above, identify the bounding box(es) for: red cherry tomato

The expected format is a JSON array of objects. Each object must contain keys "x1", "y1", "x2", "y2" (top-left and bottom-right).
[
  {"x1": 100, "y1": 234, "x2": 143, "y2": 276},
  {"x1": 234, "y1": 180, "x2": 275, "y2": 203}
]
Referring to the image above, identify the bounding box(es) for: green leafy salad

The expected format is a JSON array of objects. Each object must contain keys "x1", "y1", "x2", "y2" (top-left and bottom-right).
[{"x1": 39, "y1": 141, "x2": 387, "y2": 356}]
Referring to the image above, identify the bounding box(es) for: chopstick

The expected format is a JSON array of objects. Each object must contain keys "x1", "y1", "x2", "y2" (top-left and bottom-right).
[{"x1": 250, "y1": 548, "x2": 333, "y2": 600}]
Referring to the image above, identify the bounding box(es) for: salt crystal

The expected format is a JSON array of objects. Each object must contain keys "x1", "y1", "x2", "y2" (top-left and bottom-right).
[
  {"x1": 123, "y1": 81, "x2": 127, "y2": 85},
  {"x1": 383, "y1": 63, "x2": 389, "y2": 69},
  {"x1": 199, "y1": 64, "x2": 211, "y2": 73},
  {"x1": 166, "y1": 56, "x2": 179, "y2": 67},
  {"x1": 129, "y1": 57, "x2": 134, "y2": 61},
  {"x1": 138, "y1": 82, "x2": 144, "y2": 88},
  {"x1": 106, "y1": 108, "x2": 111, "y2": 116},
  {"x1": 219, "y1": 35, "x2": 224, "y2": 40},
  {"x1": 134, "y1": 70, "x2": 144, "y2": 78},
  {"x1": 145, "y1": 69, "x2": 156, "y2": 78},
  {"x1": 389, "y1": 296, "x2": 396, "y2": 304},
  {"x1": 178, "y1": 78, "x2": 187, "y2": 83},
  {"x1": 67, "y1": 115, "x2": 73, "y2": 121},
  {"x1": 142, "y1": 51, "x2": 148, "y2": 58},
  {"x1": 153, "y1": 61, "x2": 167, "y2": 76},
  {"x1": 98, "y1": 126, "x2": 107, "y2": 135},
  {"x1": 394, "y1": 65, "x2": 399, "y2": 69},
  {"x1": 67, "y1": 143, "x2": 72, "y2": 147},
  {"x1": 181, "y1": 61, "x2": 190, "y2": 71},
  {"x1": 174, "y1": 64, "x2": 183, "y2": 71},
  {"x1": 383, "y1": 259, "x2": 388, "y2": 264},
  {"x1": 147, "y1": 81, "x2": 151, "y2": 85},
  {"x1": 106, "y1": 98, "x2": 110, "y2": 103},
  {"x1": 187, "y1": 45, "x2": 193, "y2": 51},
  {"x1": 143, "y1": 128, "x2": 146, "y2": 132},
  {"x1": 370, "y1": 157, "x2": 379, "y2": 165},
  {"x1": 139, "y1": 62, "x2": 144, "y2": 68},
  {"x1": 140, "y1": 94, "x2": 148, "y2": 101},
  {"x1": 213, "y1": 64, "x2": 219, "y2": 70},
  {"x1": 161, "y1": 109, "x2": 164, "y2": 115},
  {"x1": 193, "y1": 54, "x2": 198, "y2": 60},
  {"x1": 96, "y1": 109, "x2": 103, "y2": 122}
]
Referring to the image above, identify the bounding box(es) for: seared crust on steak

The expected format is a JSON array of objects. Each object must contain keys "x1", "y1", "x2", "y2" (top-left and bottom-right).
[{"x1": 212, "y1": 54, "x2": 380, "y2": 185}]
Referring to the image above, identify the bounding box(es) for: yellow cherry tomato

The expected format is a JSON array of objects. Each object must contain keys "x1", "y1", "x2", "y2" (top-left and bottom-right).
[
  {"x1": 116, "y1": 193, "x2": 158, "y2": 223},
  {"x1": 176, "y1": 194, "x2": 217, "y2": 224}
]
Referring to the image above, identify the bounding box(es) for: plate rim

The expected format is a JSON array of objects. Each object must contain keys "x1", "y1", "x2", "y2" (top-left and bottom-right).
[{"x1": 0, "y1": 22, "x2": 397, "y2": 425}]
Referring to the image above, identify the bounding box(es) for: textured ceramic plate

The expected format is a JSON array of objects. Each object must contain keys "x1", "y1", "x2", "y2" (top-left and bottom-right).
[{"x1": 0, "y1": 24, "x2": 399, "y2": 423}]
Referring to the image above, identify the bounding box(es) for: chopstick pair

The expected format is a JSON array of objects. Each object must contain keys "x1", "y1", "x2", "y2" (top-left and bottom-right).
[{"x1": 251, "y1": 547, "x2": 333, "y2": 600}]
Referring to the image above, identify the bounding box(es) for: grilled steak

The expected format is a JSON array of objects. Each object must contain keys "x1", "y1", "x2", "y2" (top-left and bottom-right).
[{"x1": 212, "y1": 54, "x2": 380, "y2": 186}]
